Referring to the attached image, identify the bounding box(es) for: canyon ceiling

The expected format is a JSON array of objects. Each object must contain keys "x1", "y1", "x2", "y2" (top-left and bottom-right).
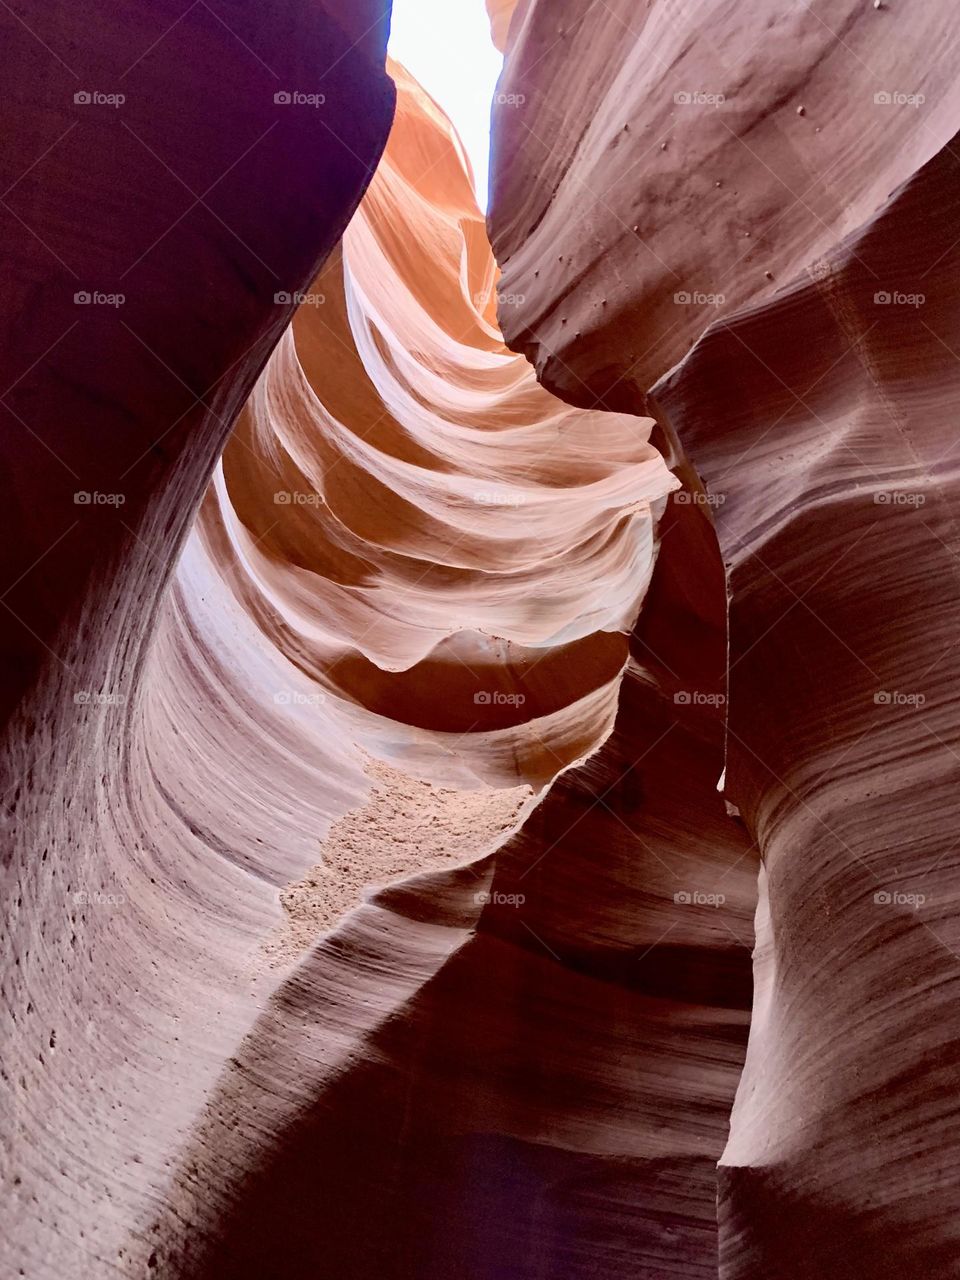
[{"x1": 2, "y1": 0, "x2": 959, "y2": 1277}]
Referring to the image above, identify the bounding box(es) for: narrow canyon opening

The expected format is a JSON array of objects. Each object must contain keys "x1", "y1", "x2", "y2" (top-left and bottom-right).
[
  {"x1": 4, "y1": 1, "x2": 959, "y2": 1277},
  {"x1": 191, "y1": 26, "x2": 691, "y2": 959}
]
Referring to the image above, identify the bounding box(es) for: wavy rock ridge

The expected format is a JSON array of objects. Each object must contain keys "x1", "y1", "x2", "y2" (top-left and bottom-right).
[
  {"x1": 137, "y1": 49, "x2": 758, "y2": 1278},
  {"x1": 0, "y1": 0, "x2": 395, "y2": 1273},
  {"x1": 490, "y1": 0, "x2": 960, "y2": 1275},
  {"x1": 198, "y1": 57, "x2": 675, "y2": 789},
  {"x1": 3, "y1": 0, "x2": 955, "y2": 1276}
]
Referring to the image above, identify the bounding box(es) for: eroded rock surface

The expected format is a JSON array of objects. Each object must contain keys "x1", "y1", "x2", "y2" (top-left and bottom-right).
[
  {"x1": 488, "y1": 1, "x2": 960, "y2": 1275},
  {"x1": 2, "y1": 2, "x2": 739, "y2": 1274},
  {"x1": 0, "y1": 1, "x2": 395, "y2": 1274},
  {"x1": 5, "y1": 0, "x2": 955, "y2": 1275},
  {"x1": 141, "y1": 52, "x2": 755, "y2": 1277}
]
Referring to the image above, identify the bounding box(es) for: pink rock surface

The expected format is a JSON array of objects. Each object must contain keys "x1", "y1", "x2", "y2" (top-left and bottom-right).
[
  {"x1": 0, "y1": 1, "x2": 394, "y2": 1273},
  {"x1": 2, "y1": 6, "x2": 740, "y2": 1274},
  {"x1": 488, "y1": 1, "x2": 960, "y2": 1274},
  {"x1": 5, "y1": 0, "x2": 956, "y2": 1275},
  {"x1": 199, "y1": 60, "x2": 676, "y2": 790},
  {"x1": 490, "y1": 0, "x2": 960, "y2": 406},
  {"x1": 137, "y1": 57, "x2": 755, "y2": 1276}
]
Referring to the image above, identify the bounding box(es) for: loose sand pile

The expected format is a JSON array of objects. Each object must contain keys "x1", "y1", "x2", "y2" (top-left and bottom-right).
[{"x1": 265, "y1": 754, "x2": 532, "y2": 962}]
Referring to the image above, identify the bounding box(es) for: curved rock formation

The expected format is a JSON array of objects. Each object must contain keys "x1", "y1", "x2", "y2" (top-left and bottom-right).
[
  {"x1": 2, "y1": 4, "x2": 748, "y2": 1276},
  {"x1": 488, "y1": 1, "x2": 960, "y2": 1275},
  {"x1": 657, "y1": 144, "x2": 960, "y2": 1280},
  {"x1": 485, "y1": 0, "x2": 519, "y2": 52},
  {"x1": 138, "y1": 54, "x2": 758, "y2": 1277},
  {"x1": 490, "y1": 0, "x2": 959, "y2": 405},
  {"x1": 0, "y1": 0, "x2": 395, "y2": 1273},
  {"x1": 7, "y1": 0, "x2": 954, "y2": 1274},
  {"x1": 198, "y1": 58, "x2": 675, "y2": 788}
]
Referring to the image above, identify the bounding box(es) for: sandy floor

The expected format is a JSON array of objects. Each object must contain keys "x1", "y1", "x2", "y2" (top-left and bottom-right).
[{"x1": 265, "y1": 754, "x2": 532, "y2": 963}]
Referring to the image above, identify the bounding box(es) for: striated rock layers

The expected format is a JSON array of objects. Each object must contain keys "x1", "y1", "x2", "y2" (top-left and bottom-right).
[
  {"x1": 198, "y1": 57, "x2": 676, "y2": 789},
  {"x1": 490, "y1": 0, "x2": 960, "y2": 1276},
  {"x1": 3, "y1": 0, "x2": 954, "y2": 1276},
  {"x1": 136, "y1": 51, "x2": 757, "y2": 1280},
  {"x1": 0, "y1": 0, "x2": 396, "y2": 1274},
  {"x1": 2, "y1": 2, "x2": 754, "y2": 1277}
]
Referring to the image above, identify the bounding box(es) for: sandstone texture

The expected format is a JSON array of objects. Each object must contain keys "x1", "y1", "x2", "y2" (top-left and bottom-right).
[
  {"x1": 489, "y1": 1, "x2": 960, "y2": 1276},
  {"x1": 2, "y1": 0, "x2": 956, "y2": 1277}
]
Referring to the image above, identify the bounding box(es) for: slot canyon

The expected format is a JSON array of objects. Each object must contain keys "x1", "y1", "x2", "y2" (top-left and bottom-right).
[{"x1": 2, "y1": 0, "x2": 959, "y2": 1276}]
